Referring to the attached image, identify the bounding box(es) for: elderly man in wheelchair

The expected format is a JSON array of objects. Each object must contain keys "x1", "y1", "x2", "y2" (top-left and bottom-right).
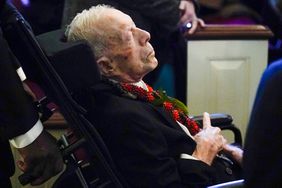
[
  {"x1": 58, "y1": 5, "x2": 243, "y2": 187},
  {"x1": 1, "y1": 2, "x2": 254, "y2": 188}
]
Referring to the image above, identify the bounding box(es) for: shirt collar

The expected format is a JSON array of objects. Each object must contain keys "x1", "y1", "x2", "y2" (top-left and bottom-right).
[
  {"x1": 131, "y1": 80, "x2": 148, "y2": 91},
  {"x1": 108, "y1": 79, "x2": 148, "y2": 91}
]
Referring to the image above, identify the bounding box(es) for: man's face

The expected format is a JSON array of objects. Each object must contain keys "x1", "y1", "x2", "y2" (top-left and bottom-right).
[{"x1": 100, "y1": 9, "x2": 158, "y2": 83}]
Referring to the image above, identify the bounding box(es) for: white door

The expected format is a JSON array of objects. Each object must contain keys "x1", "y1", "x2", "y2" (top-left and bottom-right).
[{"x1": 187, "y1": 40, "x2": 268, "y2": 142}]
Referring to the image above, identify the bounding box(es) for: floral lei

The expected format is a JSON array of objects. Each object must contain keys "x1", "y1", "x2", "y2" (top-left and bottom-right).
[{"x1": 120, "y1": 83, "x2": 200, "y2": 136}]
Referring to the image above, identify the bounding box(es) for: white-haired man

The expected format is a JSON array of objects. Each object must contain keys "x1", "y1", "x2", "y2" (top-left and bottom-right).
[{"x1": 66, "y1": 5, "x2": 243, "y2": 187}]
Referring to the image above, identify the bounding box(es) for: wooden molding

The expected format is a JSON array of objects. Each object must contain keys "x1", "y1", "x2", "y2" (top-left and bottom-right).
[
  {"x1": 184, "y1": 24, "x2": 274, "y2": 40},
  {"x1": 43, "y1": 111, "x2": 68, "y2": 129}
]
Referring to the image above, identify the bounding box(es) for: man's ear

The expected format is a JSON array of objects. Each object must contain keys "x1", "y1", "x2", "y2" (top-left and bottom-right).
[{"x1": 97, "y1": 56, "x2": 115, "y2": 76}]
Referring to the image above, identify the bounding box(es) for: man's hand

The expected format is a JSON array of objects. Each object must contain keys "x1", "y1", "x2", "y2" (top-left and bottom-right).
[
  {"x1": 17, "y1": 130, "x2": 64, "y2": 185},
  {"x1": 178, "y1": 0, "x2": 205, "y2": 34},
  {"x1": 192, "y1": 112, "x2": 226, "y2": 165},
  {"x1": 223, "y1": 144, "x2": 243, "y2": 166}
]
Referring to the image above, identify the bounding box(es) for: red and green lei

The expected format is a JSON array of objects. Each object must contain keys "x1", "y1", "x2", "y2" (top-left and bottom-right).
[{"x1": 120, "y1": 83, "x2": 200, "y2": 136}]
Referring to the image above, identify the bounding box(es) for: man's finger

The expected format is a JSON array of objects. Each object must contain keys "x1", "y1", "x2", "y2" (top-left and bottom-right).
[
  {"x1": 188, "y1": 18, "x2": 200, "y2": 34},
  {"x1": 179, "y1": 0, "x2": 185, "y2": 10},
  {"x1": 16, "y1": 160, "x2": 27, "y2": 172},
  {"x1": 198, "y1": 18, "x2": 206, "y2": 27},
  {"x1": 203, "y1": 112, "x2": 211, "y2": 129}
]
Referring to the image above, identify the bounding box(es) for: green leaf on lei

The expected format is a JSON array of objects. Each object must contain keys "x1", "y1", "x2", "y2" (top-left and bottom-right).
[{"x1": 154, "y1": 89, "x2": 189, "y2": 115}]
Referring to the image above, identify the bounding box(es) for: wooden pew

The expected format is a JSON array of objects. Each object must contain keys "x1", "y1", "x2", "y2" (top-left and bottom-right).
[{"x1": 185, "y1": 24, "x2": 273, "y2": 142}]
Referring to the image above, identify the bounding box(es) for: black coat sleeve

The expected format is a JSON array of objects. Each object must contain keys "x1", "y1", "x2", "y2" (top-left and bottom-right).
[{"x1": 0, "y1": 28, "x2": 39, "y2": 139}]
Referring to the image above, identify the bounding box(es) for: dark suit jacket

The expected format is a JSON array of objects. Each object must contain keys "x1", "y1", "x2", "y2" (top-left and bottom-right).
[
  {"x1": 0, "y1": 27, "x2": 39, "y2": 181},
  {"x1": 84, "y1": 82, "x2": 240, "y2": 188}
]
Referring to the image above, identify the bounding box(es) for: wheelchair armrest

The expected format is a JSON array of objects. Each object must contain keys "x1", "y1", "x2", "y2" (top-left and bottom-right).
[
  {"x1": 190, "y1": 113, "x2": 242, "y2": 146},
  {"x1": 190, "y1": 113, "x2": 233, "y2": 127},
  {"x1": 207, "y1": 179, "x2": 244, "y2": 188}
]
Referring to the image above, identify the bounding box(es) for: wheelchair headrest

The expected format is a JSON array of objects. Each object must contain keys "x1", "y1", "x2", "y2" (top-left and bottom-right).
[{"x1": 36, "y1": 29, "x2": 101, "y2": 94}]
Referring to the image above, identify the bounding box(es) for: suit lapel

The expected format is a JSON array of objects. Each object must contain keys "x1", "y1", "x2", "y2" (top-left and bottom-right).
[{"x1": 93, "y1": 81, "x2": 193, "y2": 136}]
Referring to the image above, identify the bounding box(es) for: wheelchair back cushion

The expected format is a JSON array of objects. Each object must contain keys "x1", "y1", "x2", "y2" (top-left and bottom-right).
[{"x1": 36, "y1": 29, "x2": 101, "y2": 94}]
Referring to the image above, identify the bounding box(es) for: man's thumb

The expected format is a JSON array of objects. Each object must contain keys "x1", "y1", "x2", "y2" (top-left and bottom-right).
[{"x1": 203, "y1": 112, "x2": 211, "y2": 129}]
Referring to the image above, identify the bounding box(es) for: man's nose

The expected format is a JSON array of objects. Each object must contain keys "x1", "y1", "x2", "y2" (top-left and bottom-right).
[{"x1": 138, "y1": 28, "x2": 150, "y2": 46}]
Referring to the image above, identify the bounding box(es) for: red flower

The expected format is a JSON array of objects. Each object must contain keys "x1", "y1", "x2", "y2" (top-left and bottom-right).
[
  {"x1": 147, "y1": 93, "x2": 155, "y2": 102},
  {"x1": 163, "y1": 101, "x2": 173, "y2": 111},
  {"x1": 146, "y1": 85, "x2": 154, "y2": 92},
  {"x1": 120, "y1": 83, "x2": 200, "y2": 135},
  {"x1": 172, "y1": 110, "x2": 180, "y2": 121}
]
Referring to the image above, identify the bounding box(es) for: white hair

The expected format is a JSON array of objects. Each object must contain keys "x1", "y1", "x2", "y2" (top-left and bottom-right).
[{"x1": 65, "y1": 4, "x2": 115, "y2": 59}]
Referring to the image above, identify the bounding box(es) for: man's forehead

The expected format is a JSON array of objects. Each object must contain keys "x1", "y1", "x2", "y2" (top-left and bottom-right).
[
  {"x1": 102, "y1": 9, "x2": 132, "y2": 27},
  {"x1": 96, "y1": 9, "x2": 133, "y2": 45}
]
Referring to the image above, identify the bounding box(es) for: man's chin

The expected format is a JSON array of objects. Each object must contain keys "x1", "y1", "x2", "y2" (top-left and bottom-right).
[
  {"x1": 144, "y1": 60, "x2": 158, "y2": 74},
  {"x1": 148, "y1": 57, "x2": 158, "y2": 66},
  {"x1": 152, "y1": 58, "x2": 158, "y2": 68}
]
